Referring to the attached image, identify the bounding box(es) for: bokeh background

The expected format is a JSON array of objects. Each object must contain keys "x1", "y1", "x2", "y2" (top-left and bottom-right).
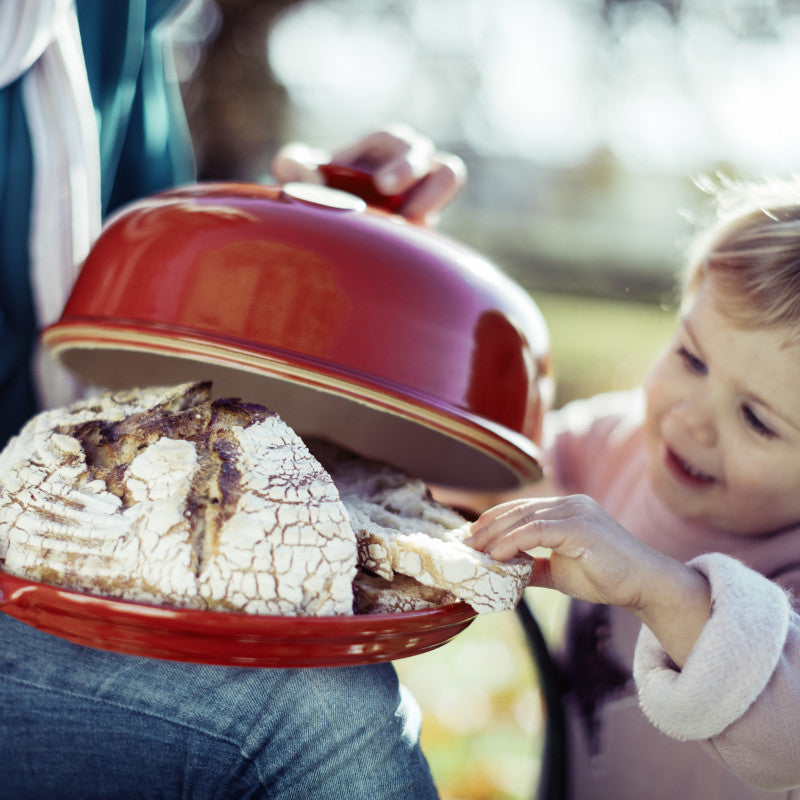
[{"x1": 163, "y1": 1, "x2": 800, "y2": 796}]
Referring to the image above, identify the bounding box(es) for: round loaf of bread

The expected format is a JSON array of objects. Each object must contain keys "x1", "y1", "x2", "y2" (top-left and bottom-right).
[{"x1": 0, "y1": 382, "x2": 358, "y2": 615}]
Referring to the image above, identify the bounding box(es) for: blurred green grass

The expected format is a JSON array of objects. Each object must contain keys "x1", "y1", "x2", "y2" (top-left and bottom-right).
[
  {"x1": 395, "y1": 290, "x2": 677, "y2": 800},
  {"x1": 535, "y1": 290, "x2": 677, "y2": 407}
]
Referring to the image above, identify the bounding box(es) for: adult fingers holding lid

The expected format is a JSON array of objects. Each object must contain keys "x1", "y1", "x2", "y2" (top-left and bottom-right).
[
  {"x1": 272, "y1": 125, "x2": 466, "y2": 225},
  {"x1": 330, "y1": 123, "x2": 467, "y2": 225}
]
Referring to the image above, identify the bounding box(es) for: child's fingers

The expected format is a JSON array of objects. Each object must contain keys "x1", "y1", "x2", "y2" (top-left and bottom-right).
[
  {"x1": 467, "y1": 496, "x2": 570, "y2": 547},
  {"x1": 467, "y1": 500, "x2": 568, "y2": 561},
  {"x1": 467, "y1": 495, "x2": 601, "y2": 564},
  {"x1": 483, "y1": 517, "x2": 574, "y2": 562},
  {"x1": 464, "y1": 501, "x2": 527, "y2": 550},
  {"x1": 465, "y1": 501, "x2": 531, "y2": 551}
]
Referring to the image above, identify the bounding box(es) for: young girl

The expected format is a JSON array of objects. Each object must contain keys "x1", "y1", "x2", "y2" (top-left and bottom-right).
[{"x1": 467, "y1": 179, "x2": 800, "y2": 799}]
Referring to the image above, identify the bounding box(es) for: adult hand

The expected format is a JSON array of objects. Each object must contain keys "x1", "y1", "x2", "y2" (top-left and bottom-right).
[{"x1": 271, "y1": 123, "x2": 466, "y2": 225}]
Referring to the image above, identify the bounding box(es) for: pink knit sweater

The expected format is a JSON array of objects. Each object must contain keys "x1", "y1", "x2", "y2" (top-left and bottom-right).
[{"x1": 545, "y1": 391, "x2": 800, "y2": 799}]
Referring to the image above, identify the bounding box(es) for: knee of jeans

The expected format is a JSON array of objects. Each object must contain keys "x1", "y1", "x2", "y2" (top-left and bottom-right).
[
  {"x1": 248, "y1": 663, "x2": 421, "y2": 751},
  {"x1": 308, "y1": 666, "x2": 424, "y2": 757},
  {"x1": 233, "y1": 665, "x2": 427, "y2": 791}
]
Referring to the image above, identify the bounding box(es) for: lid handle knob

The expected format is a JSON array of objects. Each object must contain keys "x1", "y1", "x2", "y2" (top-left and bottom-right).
[{"x1": 319, "y1": 163, "x2": 407, "y2": 214}]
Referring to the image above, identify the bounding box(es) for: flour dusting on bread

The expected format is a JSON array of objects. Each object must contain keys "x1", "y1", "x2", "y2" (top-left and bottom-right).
[{"x1": 0, "y1": 382, "x2": 356, "y2": 615}]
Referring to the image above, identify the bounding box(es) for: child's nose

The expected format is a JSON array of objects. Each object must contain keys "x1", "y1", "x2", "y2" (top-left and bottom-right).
[{"x1": 674, "y1": 395, "x2": 717, "y2": 447}]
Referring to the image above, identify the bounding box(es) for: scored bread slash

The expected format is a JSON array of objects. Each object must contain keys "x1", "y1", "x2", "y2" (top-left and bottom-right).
[
  {"x1": 0, "y1": 382, "x2": 357, "y2": 616},
  {"x1": 0, "y1": 381, "x2": 533, "y2": 617}
]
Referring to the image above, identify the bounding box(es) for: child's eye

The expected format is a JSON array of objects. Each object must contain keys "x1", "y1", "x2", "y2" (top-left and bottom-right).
[
  {"x1": 677, "y1": 346, "x2": 707, "y2": 375},
  {"x1": 742, "y1": 405, "x2": 777, "y2": 439}
]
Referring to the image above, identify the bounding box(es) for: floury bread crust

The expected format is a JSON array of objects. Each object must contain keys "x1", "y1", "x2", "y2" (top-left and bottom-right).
[
  {"x1": 0, "y1": 382, "x2": 533, "y2": 617},
  {"x1": 0, "y1": 382, "x2": 357, "y2": 616}
]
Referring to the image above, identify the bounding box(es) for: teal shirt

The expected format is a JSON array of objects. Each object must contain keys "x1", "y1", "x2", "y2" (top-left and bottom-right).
[{"x1": 0, "y1": 0, "x2": 195, "y2": 445}]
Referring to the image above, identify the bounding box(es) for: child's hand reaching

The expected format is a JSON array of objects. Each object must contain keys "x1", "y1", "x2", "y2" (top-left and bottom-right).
[
  {"x1": 468, "y1": 494, "x2": 658, "y2": 608},
  {"x1": 467, "y1": 494, "x2": 713, "y2": 668}
]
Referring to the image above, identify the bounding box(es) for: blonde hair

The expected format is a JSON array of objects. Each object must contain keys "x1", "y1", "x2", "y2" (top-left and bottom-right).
[{"x1": 683, "y1": 176, "x2": 800, "y2": 338}]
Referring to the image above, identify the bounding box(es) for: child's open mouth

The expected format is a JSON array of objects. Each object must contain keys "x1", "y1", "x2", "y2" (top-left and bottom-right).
[{"x1": 665, "y1": 447, "x2": 715, "y2": 486}]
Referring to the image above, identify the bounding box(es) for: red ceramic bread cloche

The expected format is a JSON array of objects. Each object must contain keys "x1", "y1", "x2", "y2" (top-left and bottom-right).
[{"x1": 42, "y1": 177, "x2": 551, "y2": 490}]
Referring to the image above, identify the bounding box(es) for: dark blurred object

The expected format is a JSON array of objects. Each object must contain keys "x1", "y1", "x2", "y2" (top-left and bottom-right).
[
  {"x1": 180, "y1": 0, "x2": 301, "y2": 181},
  {"x1": 516, "y1": 598, "x2": 567, "y2": 800}
]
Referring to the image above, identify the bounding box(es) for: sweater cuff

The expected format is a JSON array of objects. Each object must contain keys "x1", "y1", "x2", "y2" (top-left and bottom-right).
[{"x1": 633, "y1": 552, "x2": 790, "y2": 741}]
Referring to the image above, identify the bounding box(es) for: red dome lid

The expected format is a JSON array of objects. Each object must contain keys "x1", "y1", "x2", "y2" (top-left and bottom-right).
[{"x1": 43, "y1": 181, "x2": 551, "y2": 490}]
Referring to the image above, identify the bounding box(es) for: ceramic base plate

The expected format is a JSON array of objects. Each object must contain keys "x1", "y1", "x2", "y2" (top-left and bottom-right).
[{"x1": 0, "y1": 570, "x2": 476, "y2": 667}]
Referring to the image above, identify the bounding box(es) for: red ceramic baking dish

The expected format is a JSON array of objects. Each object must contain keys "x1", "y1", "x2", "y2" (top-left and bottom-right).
[
  {"x1": 42, "y1": 176, "x2": 551, "y2": 491},
  {"x1": 0, "y1": 570, "x2": 476, "y2": 667},
  {"x1": 0, "y1": 173, "x2": 553, "y2": 667}
]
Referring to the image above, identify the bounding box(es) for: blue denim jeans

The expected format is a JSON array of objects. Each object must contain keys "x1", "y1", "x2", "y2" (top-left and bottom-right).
[{"x1": 0, "y1": 615, "x2": 439, "y2": 799}]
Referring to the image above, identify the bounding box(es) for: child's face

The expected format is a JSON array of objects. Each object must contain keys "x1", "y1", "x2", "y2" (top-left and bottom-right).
[{"x1": 643, "y1": 275, "x2": 800, "y2": 535}]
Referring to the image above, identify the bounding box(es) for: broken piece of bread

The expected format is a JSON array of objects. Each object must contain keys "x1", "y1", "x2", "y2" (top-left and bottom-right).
[{"x1": 308, "y1": 440, "x2": 534, "y2": 614}]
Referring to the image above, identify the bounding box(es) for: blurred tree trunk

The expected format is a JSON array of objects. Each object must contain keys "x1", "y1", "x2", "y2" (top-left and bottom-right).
[{"x1": 182, "y1": 0, "x2": 302, "y2": 181}]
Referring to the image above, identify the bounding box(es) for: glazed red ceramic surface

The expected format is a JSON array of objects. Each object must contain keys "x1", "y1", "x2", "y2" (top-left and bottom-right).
[
  {"x1": 0, "y1": 570, "x2": 476, "y2": 667},
  {"x1": 42, "y1": 180, "x2": 550, "y2": 490},
  {"x1": 28, "y1": 176, "x2": 547, "y2": 664}
]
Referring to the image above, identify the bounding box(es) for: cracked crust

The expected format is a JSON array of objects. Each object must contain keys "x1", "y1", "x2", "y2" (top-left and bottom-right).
[
  {"x1": 0, "y1": 382, "x2": 357, "y2": 615},
  {"x1": 0, "y1": 383, "x2": 532, "y2": 617}
]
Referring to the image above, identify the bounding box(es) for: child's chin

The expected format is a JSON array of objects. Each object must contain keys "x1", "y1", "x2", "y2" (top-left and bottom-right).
[{"x1": 648, "y1": 463, "x2": 710, "y2": 520}]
